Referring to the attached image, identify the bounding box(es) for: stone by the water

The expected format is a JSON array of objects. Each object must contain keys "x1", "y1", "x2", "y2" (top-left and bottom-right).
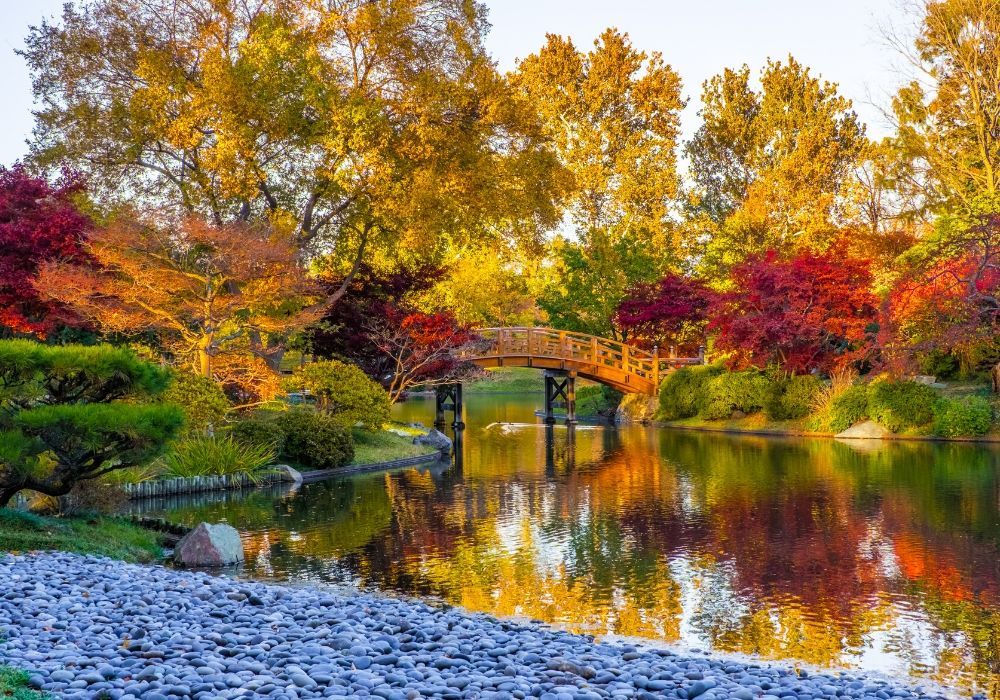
[
  {"x1": 835, "y1": 420, "x2": 892, "y2": 440},
  {"x1": 413, "y1": 428, "x2": 452, "y2": 453},
  {"x1": 273, "y1": 464, "x2": 303, "y2": 485},
  {"x1": 172, "y1": 522, "x2": 244, "y2": 566},
  {"x1": 0, "y1": 552, "x2": 951, "y2": 700}
]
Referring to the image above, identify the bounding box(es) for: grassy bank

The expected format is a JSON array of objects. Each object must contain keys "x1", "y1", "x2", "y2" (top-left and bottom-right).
[
  {"x1": 351, "y1": 428, "x2": 439, "y2": 464},
  {"x1": 0, "y1": 510, "x2": 164, "y2": 562},
  {"x1": 0, "y1": 666, "x2": 44, "y2": 700},
  {"x1": 465, "y1": 367, "x2": 543, "y2": 393}
]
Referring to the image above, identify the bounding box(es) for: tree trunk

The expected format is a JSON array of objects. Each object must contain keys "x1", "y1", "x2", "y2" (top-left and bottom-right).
[
  {"x1": 992, "y1": 361, "x2": 1000, "y2": 394},
  {"x1": 198, "y1": 346, "x2": 213, "y2": 378}
]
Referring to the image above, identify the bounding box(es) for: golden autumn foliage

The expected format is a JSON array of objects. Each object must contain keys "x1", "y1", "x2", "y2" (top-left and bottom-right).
[{"x1": 35, "y1": 218, "x2": 322, "y2": 401}]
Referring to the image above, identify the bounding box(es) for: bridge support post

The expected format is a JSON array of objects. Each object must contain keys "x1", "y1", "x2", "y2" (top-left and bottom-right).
[
  {"x1": 434, "y1": 383, "x2": 465, "y2": 430},
  {"x1": 543, "y1": 370, "x2": 576, "y2": 424}
]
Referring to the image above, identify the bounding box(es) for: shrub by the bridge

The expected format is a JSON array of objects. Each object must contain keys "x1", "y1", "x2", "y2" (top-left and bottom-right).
[
  {"x1": 932, "y1": 396, "x2": 993, "y2": 437},
  {"x1": 231, "y1": 416, "x2": 286, "y2": 454},
  {"x1": 277, "y1": 409, "x2": 355, "y2": 470},
  {"x1": 0, "y1": 340, "x2": 184, "y2": 507},
  {"x1": 765, "y1": 374, "x2": 822, "y2": 420},
  {"x1": 161, "y1": 370, "x2": 231, "y2": 435},
  {"x1": 700, "y1": 370, "x2": 772, "y2": 420},
  {"x1": 867, "y1": 378, "x2": 936, "y2": 432},
  {"x1": 825, "y1": 384, "x2": 870, "y2": 433},
  {"x1": 657, "y1": 365, "x2": 722, "y2": 420}
]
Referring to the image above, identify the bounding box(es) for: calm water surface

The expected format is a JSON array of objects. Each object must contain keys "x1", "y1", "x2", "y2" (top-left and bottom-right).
[{"x1": 141, "y1": 394, "x2": 1000, "y2": 697}]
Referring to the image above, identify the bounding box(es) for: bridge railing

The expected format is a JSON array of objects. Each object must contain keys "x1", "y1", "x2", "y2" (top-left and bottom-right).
[{"x1": 465, "y1": 327, "x2": 702, "y2": 385}]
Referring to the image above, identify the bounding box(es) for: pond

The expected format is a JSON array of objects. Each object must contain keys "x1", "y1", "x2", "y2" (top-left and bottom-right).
[{"x1": 137, "y1": 393, "x2": 1000, "y2": 697}]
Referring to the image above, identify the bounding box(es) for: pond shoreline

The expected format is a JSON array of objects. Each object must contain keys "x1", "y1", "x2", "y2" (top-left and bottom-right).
[
  {"x1": 649, "y1": 420, "x2": 1000, "y2": 444},
  {"x1": 2, "y1": 551, "x2": 956, "y2": 700}
]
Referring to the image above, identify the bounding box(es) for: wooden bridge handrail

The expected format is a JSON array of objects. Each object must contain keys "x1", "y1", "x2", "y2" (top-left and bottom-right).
[{"x1": 461, "y1": 327, "x2": 702, "y2": 395}]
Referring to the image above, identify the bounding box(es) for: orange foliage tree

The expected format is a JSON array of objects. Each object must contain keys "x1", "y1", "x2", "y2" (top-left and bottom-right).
[{"x1": 35, "y1": 217, "x2": 323, "y2": 401}]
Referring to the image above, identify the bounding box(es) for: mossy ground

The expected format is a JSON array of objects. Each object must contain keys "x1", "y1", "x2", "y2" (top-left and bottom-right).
[
  {"x1": 0, "y1": 666, "x2": 44, "y2": 699},
  {"x1": 0, "y1": 510, "x2": 163, "y2": 562}
]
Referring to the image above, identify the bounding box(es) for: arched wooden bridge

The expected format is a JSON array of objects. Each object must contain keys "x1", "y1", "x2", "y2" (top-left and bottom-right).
[{"x1": 461, "y1": 327, "x2": 703, "y2": 396}]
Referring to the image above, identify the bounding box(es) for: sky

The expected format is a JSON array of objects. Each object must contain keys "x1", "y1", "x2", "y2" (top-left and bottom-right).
[{"x1": 0, "y1": 0, "x2": 914, "y2": 166}]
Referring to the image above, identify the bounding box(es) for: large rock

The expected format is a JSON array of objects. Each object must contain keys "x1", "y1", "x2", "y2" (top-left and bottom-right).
[
  {"x1": 273, "y1": 464, "x2": 303, "y2": 485},
  {"x1": 835, "y1": 420, "x2": 892, "y2": 440},
  {"x1": 173, "y1": 523, "x2": 244, "y2": 567},
  {"x1": 413, "y1": 428, "x2": 452, "y2": 454}
]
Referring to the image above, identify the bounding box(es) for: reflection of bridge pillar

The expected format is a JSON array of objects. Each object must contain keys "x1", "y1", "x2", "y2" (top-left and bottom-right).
[
  {"x1": 543, "y1": 423, "x2": 576, "y2": 476},
  {"x1": 543, "y1": 370, "x2": 576, "y2": 424},
  {"x1": 434, "y1": 383, "x2": 465, "y2": 430}
]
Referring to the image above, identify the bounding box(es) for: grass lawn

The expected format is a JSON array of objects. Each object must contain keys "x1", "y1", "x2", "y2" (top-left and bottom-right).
[
  {"x1": 465, "y1": 367, "x2": 543, "y2": 394},
  {"x1": 0, "y1": 666, "x2": 44, "y2": 700},
  {"x1": 0, "y1": 510, "x2": 164, "y2": 562},
  {"x1": 350, "y1": 428, "x2": 439, "y2": 465}
]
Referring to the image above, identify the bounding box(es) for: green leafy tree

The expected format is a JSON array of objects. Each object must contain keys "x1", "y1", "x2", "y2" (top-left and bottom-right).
[
  {"x1": 538, "y1": 231, "x2": 660, "y2": 340},
  {"x1": 287, "y1": 360, "x2": 391, "y2": 431},
  {"x1": 0, "y1": 340, "x2": 184, "y2": 506}
]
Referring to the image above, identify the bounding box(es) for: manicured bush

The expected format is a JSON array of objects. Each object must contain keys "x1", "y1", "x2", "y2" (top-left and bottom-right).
[
  {"x1": 826, "y1": 384, "x2": 870, "y2": 433},
  {"x1": 867, "y1": 378, "x2": 936, "y2": 432},
  {"x1": 0, "y1": 340, "x2": 184, "y2": 507},
  {"x1": 231, "y1": 417, "x2": 286, "y2": 453},
  {"x1": 276, "y1": 409, "x2": 355, "y2": 469},
  {"x1": 287, "y1": 359, "x2": 392, "y2": 430},
  {"x1": 700, "y1": 370, "x2": 772, "y2": 420},
  {"x1": 765, "y1": 374, "x2": 822, "y2": 420},
  {"x1": 160, "y1": 434, "x2": 276, "y2": 480},
  {"x1": 932, "y1": 396, "x2": 993, "y2": 437},
  {"x1": 161, "y1": 370, "x2": 231, "y2": 434},
  {"x1": 658, "y1": 365, "x2": 722, "y2": 420}
]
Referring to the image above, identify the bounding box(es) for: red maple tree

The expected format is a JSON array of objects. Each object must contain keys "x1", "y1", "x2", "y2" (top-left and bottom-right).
[
  {"x1": 614, "y1": 273, "x2": 715, "y2": 352},
  {"x1": 711, "y1": 250, "x2": 878, "y2": 374},
  {"x1": 0, "y1": 166, "x2": 90, "y2": 336}
]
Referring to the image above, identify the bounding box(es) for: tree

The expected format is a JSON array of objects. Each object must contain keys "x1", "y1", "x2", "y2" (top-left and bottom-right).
[
  {"x1": 513, "y1": 28, "x2": 683, "y2": 239},
  {"x1": 538, "y1": 231, "x2": 661, "y2": 340},
  {"x1": 711, "y1": 250, "x2": 879, "y2": 374},
  {"x1": 886, "y1": 211, "x2": 1000, "y2": 382},
  {"x1": 890, "y1": 0, "x2": 1000, "y2": 214},
  {"x1": 287, "y1": 359, "x2": 391, "y2": 430},
  {"x1": 35, "y1": 217, "x2": 322, "y2": 401},
  {"x1": 614, "y1": 273, "x2": 715, "y2": 352},
  {"x1": 367, "y1": 311, "x2": 478, "y2": 403},
  {"x1": 687, "y1": 58, "x2": 867, "y2": 269},
  {"x1": 23, "y1": 0, "x2": 566, "y2": 292},
  {"x1": 0, "y1": 340, "x2": 183, "y2": 506},
  {"x1": 0, "y1": 166, "x2": 90, "y2": 337}
]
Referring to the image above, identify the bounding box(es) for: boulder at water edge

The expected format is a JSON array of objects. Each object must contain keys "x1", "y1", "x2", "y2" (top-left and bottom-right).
[
  {"x1": 173, "y1": 522, "x2": 244, "y2": 567},
  {"x1": 835, "y1": 420, "x2": 892, "y2": 440},
  {"x1": 413, "y1": 428, "x2": 452, "y2": 454},
  {"x1": 273, "y1": 464, "x2": 303, "y2": 485}
]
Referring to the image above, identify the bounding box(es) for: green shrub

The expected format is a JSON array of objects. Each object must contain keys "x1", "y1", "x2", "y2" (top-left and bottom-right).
[
  {"x1": 826, "y1": 384, "x2": 870, "y2": 433},
  {"x1": 287, "y1": 359, "x2": 391, "y2": 430},
  {"x1": 575, "y1": 385, "x2": 623, "y2": 417},
  {"x1": 658, "y1": 365, "x2": 722, "y2": 420},
  {"x1": 277, "y1": 409, "x2": 355, "y2": 469},
  {"x1": 867, "y1": 379, "x2": 936, "y2": 432},
  {"x1": 700, "y1": 370, "x2": 772, "y2": 420},
  {"x1": 918, "y1": 350, "x2": 960, "y2": 380},
  {"x1": 231, "y1": 417, "x2": 286, "y2": 453},
  {"x1": 160, "y1": 435, "x2": 276, "y2": 479},
  {"x1": 162, "y1": 370, "x2": 231, "y2": 434},
  {"x1": 765, "y1": 374, "x2": 822, "y2": 420},
  {"x1": 932, "y1": 396, "x2": 993, "y2": 437}
]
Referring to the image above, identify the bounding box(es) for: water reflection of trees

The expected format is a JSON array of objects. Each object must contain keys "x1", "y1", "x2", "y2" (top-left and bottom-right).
[{"x1": 153, "y1": 427, "x2": 1000, "y2": 696}]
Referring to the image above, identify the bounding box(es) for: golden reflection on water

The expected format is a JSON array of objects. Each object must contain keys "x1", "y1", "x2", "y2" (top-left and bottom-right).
[{"x1": 145, "y1": 395, "x2": 1000, "y2": 699}]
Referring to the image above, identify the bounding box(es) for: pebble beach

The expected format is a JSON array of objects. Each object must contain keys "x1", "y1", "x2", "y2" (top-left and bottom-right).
[{"x1": 0, "y1": 552, "x2": 956, "y2": 700}]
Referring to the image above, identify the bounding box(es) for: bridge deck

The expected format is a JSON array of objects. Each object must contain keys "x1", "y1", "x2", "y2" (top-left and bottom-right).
[{"x1": 462, "y1": 327, "x2": 701, "y2": 395}]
